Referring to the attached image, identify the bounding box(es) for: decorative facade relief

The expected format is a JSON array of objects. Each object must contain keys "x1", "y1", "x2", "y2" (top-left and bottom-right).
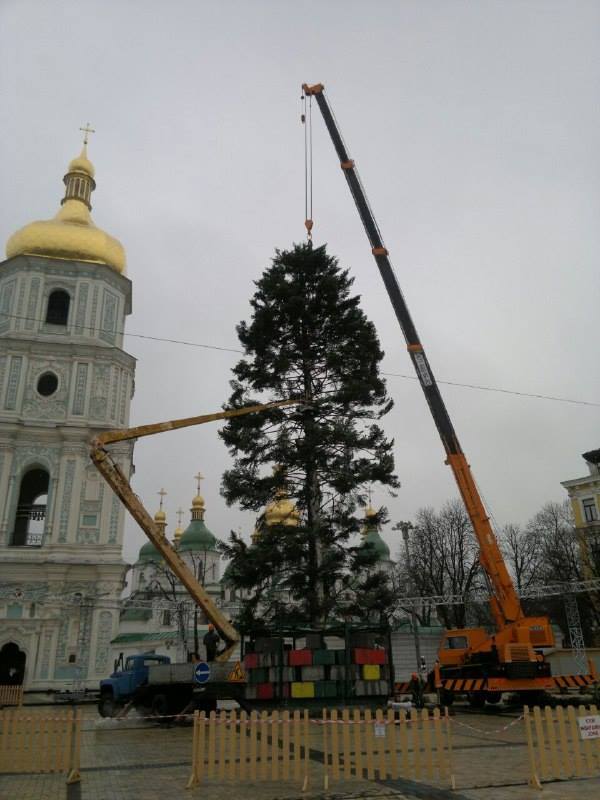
[
  {"x1": 89, "y1": 363, "x2": 110, "y2": 420},
  {"x1": 110, "y1": 366, "x2": 119, "y2": 421},
  {"x1": 39, "y1": 628, "x2": 53, "y2": 680},
  {"x1": 25, "y1": 277, "x2": 40, "y2": 331},
  {"x1": 15, "y1": 278, "x2": 26, "y2": 326},
  {"x1": 100, "y1": 291, "x2": 117, "y2": 344},
  {"x1": 72, "y1": 363, "x2": 89, "y2": 415},
  {"x1": 94, "y1": 611, "x2": 113, "y2": 673},
  {"x1": 119, "y1": 373, "x2": 128, "y2": 424},
  {"x1": 108, "y1": 495, "x2": 120, "y2": 544},
  {"x1": 23, "y1": 359, "x2": 69, "y2": 420},
  {"x1": 4, "y1": 356, "x2": 22, "y2": 410},
  {"x1": 0, "y1": 279, "x2": 15, "y2": 334},
  {"x1": 0, "y1": 356, "x2": 6, "y2": 404},
  {"x1": 74, "y1": 283, "x2": 89, "y2": 335},
  {"x1": 89, "y1": 285, "x2": 99, "y2": 336},
  {"x1": 58, "y1": 460, "x2": 76, "y2": 542}
]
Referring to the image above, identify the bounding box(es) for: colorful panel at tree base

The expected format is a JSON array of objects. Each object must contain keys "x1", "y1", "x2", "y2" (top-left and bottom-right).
[
  {"x1": 353, "y1": 648, "x2": 386, "y2": 665},
  {"x1": 256, "y1": 682, "x2": 274, "y2": 700},
  {"x1": 362, "y1": 664, "x2": 381, "y2": 681},
  {"x1": 247, "y1": 667, "x2": 268, "y2": 684},
  {"x1": 289, "y1": 649, "x2": 312, "y2": 666},
  {"x1": 243, "y1": 653, "x2": 259, "y2": 669},
  {"x1": 334, "y1": 649, "x2": 347, "y2": 665},
  {"x1": 291, "y1": 681, "x2": 315, "y2": 698},
  {"x1": 313, "y1": 649, "x2": 336, "y2": 665},
  {"x1": 314, "y1": 680, "x2": 338, "y2": 698}
]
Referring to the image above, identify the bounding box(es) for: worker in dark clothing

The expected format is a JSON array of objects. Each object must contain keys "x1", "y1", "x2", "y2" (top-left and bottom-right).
[
  {"x1": 408, "y1": 671, "x2": 425, "y2": 709},
  {"x1": 203, "y1": 624, "x2": 220, "y2": 662}
]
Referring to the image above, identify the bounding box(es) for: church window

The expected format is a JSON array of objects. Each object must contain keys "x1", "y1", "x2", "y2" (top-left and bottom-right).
[
  {"x1": 37, "y1": 372, "x2": 58, "y2": 397},
  {"x1": 82, "y1": 514, "x2": 97, "y2": 527},
  {"x1": 162, "y1": 610, "x2": 172, "y2": 626},
  {"x1": 29, "y1": 604, "x2": 36, "y2": 618},
  {"x1": 11, "y1": 468, "x2": 49, "y2": 547},
  {"x1": 45, "y1": 289, "x2": 70, "y2": 326}
]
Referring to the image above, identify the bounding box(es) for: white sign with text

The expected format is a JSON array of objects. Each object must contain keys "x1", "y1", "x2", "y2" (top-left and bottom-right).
[{"x1": 578, "y1": 715, "x2": 600, "y2": 740}]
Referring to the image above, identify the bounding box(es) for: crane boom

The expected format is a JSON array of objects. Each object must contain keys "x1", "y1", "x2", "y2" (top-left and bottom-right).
[
  {"x1": 302, "y1": 83, "x2": 522, "y2": 629},
  {"x1": 90, "y1": 399, "x2": 298, "y2": 661}
]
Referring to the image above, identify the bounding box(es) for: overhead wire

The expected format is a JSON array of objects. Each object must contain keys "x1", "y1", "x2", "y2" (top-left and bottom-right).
[{"x1": 1, "y1": 309, "x2": 598, "y2": 408}]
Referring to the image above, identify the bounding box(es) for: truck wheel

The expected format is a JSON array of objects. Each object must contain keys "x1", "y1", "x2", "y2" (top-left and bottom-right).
[
  {"x1": 98, "y1": 693, "x2": 117, "y2": 718},
  {"x1": 197, "y1": 697, "x2": 217, "y2": 714},
  {"x1": 151, "y1": 693, "x2": 170, "y2": 718}
]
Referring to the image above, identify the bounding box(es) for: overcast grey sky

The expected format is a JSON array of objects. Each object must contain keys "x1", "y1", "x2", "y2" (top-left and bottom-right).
[{"x1": 1, "y1": 0, "x2": 599, "y2": 566}]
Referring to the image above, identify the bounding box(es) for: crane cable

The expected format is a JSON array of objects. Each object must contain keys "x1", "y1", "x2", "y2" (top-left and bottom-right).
[{"x1": 301, "y1": 90, "x2": 314, "y2": 242}]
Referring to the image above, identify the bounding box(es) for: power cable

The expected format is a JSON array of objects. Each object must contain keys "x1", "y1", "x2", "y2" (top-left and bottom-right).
[{"x1": 1, "y1": 310, "x2": 598, "y2": 408}]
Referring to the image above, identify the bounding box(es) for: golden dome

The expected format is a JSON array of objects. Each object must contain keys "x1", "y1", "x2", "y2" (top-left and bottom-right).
[
  {"x1": 5, "y1": 142, "x2": 125, "y2": 273},
  {"x1": 365, "y1": 505, "x2": 377, "y2": 519},
  {"x1": 154, "y1": 509, "x2": 166, "y2": 523},
  {"x1": 68, "y1": 145, "x2": 95, "y2": 178},
  {"x1": 265, "y1": 490, "x2": 300, "y2": 528},
  {"x1": 192, "y1": 494, "x2": 205, "y2": 510},
  {"x1": 173, "y1": 525, "x2": 184, "y2": 545}
]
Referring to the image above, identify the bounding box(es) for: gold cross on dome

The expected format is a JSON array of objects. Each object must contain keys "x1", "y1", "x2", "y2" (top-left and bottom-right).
[
  {"x1": 79, "y1": 123, "x2": 95, "y2": 145},
  {"x1": 194, "y1": 472, "x2": 204, "y2": 494},
  {"x1": 157, "y1": 488, "x2": 167, "y2": 510},
  {"x1": 176, "y1": 508, "x2": 184, "y2": 527}
]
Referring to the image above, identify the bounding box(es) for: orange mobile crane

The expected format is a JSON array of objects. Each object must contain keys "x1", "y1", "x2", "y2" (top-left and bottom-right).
[{"x1": 302, "y1": 82, "x2": 596, "y2": 705}]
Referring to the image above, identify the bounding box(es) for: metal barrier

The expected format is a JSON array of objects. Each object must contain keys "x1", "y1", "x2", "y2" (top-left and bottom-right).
[
  {"x1": 525, "y1": 704, "x2": 600, "y2": 789},
  {"x1": 187, "y1": 709, "x2": 311, "y2": 789},
  {"x1": 0, "y1": 709, "x2": 81, "y2": 784},
  {"x1": 187, "y1": 707, "x2": 453, "y2": 790},
  {"x1": 0, "y1": 685, "x2": 23, "y2": 706}
]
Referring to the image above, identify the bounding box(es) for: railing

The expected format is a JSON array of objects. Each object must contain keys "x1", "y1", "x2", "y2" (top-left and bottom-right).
[{"x1": 0, "y1": 686, "x2": 23, "y2": 707}]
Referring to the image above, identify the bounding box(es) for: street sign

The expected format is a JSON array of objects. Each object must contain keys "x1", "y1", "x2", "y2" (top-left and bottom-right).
[
  {"x1": 227, "y1": 661, "x2": 246, "y2": 683},
  {"x1": 374, "y1": 723, "x2": 386, "y2": 738},
  {"x1": 194, "y1": 661, "x2": 210, "y2": 684},
  {"x1": 578, "y1": 715, "x2": 600, "y2": 740}
]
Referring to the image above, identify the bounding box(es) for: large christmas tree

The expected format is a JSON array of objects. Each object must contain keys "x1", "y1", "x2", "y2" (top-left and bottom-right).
[{"x1": 220, "y1": 242, "x2": 399, "y2": 628}]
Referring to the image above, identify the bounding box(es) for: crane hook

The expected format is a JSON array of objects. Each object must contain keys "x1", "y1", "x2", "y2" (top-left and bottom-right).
[{"x1": 305, "y1": 218, "x2": 313, "y2": 241}]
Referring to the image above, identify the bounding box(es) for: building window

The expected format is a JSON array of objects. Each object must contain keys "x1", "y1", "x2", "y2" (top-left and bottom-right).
[
  {"x1": 583, "y1": 498, "x2": 599, "y2": 523},
  {"x1": 162, "y1": 610, "x2": 172, "y2": 626},
  {"x1": 81, "y1": 514, "x2": 97, "y2": 527},
  {"x1": 11, "y1": 468, "x2": 49, "y2": 547},
  {"x1": 45, "y1": 290, "x2": 70, "y2": 326},
  {"x1": 37, "y1": 372, "x2": 58, "y2": 397}
]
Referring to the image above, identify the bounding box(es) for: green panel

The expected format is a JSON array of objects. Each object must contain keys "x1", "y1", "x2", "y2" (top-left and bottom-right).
[
  {"x1": 313, "y1": 650, "x2": 335, "y2": 665},
  {"x1": 335, "y1": 649, "x2": 348, "y2": 665},
  {"x1": 248, "y1": 668, "x2": 268, "y2": 684},
  {"x1": 315, "y1": 680, "x2": 338, "y2": 698}
]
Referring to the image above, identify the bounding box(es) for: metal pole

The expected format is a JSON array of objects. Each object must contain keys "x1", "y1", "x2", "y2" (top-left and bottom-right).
[{"x1": 396, "y1": 521, "x2": 422, "y2": 671}]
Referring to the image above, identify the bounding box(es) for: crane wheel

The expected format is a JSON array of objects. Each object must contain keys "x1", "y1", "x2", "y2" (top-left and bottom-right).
[
  {"x1": 467, "y1": 691, "x2": 486, "y2": 709},
  {"x1": 98, "y1": 692, "x2": 117, "y2": 718},
  {"x1": 485, "y1": 691, "x2": 502, "y2": 705}
]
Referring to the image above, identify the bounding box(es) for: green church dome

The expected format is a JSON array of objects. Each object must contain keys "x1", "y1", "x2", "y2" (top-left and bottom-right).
[
  {"x1": 138, "y1": 540, "x2": 161, "y2": 563},
  {"x1": 178, "y1": 518, "x2": 218, "y2": 552},
  {"x1": 358, "y1": 506, "x2": 391, "y2": 563}
]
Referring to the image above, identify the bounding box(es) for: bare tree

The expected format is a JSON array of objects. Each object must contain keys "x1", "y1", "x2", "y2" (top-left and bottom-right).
[
  {"x1": 396, "y1": 500, "x2": 484, "y2": 628},
  {"x1": 500, "y1": 523, "x2": 545, "y2": 594}
]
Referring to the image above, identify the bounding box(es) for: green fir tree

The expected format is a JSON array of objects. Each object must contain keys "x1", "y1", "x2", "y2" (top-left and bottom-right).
[{"x1": 219, "y1": 243, "x2": 399, "y2": 628}]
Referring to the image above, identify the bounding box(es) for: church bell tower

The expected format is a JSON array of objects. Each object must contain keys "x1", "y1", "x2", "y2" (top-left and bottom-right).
[{"x1": 0, "y1": 130, "x2": 136, "y2": 689}]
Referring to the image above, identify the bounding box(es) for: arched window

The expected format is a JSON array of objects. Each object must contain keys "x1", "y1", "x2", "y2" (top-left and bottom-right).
[
  {"x1": 45, "y1": 290, "x2": 70, "y2": 326},
  {"x1": 12, "y1": 468, "x2": 49, "y2": 547}
]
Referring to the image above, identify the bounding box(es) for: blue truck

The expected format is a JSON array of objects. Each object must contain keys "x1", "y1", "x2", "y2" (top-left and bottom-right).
[{"x1": 98, "y1": 653, "x2": 232, "y2": 717}]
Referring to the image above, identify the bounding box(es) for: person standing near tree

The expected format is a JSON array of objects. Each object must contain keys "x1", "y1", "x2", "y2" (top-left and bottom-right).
[{"x1": 203, "y1": 624, "x2": 220, "y2": 662}]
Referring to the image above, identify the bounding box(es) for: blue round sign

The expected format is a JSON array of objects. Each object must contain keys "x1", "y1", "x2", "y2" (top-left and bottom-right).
[{"x1": 194, "y1": 661, "x2": 210, "y2": 684}]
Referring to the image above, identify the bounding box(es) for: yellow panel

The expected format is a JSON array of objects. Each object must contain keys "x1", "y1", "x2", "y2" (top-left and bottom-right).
[
  {"x1": 571, "y1": 499, "x2": 584, "y2": 528},
  {"x1": 362, "y1": 664, "x2": 381, "y2": 681},
  {"x1": 291, "y1": 682, "x2": 314, "y2": 698}
]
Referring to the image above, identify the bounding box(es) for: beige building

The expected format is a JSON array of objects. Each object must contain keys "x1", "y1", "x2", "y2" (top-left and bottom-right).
[{"x1": 561, "y1": 449, "x2": 600, "y2": 578}]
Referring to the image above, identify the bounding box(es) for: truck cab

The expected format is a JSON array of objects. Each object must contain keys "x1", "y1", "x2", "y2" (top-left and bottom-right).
[{"x1": 99, "y1": 653, "x2": 170, "y2": 717}]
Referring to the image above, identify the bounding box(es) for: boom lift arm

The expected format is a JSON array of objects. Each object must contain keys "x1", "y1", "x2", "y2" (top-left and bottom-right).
[
  {"x1": 90, "y1": 399, "x2": 297, "y2": 662},
  {"x1": 302, "y1": 82, "x2": 529, "y2": 635}
]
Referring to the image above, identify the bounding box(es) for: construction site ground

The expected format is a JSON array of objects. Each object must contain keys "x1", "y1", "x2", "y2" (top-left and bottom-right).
[{"x1": 1, "y1": 701, "x2": 600, "y2": 800}]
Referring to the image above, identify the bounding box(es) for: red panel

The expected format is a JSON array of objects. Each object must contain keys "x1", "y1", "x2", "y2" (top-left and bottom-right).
[
  {"x1": 288, "y1": 649, "x2": 313, "y2": 666},
  {"x1": 352, "y1": 648, "x2": 386, "y2": 665},
  {"x1": 244, "y1": 653, "x2": 259, "y2": 669},
  {"x1": 257, "y1": 683, "x2": 274, "y2": 700}
]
